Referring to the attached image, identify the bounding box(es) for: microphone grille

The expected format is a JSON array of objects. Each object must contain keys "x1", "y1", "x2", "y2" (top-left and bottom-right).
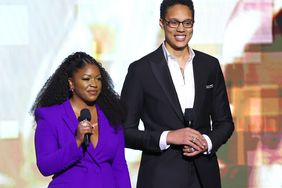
[{"x1": 79, "y1": 108, "x2": 91, "y2": 121}]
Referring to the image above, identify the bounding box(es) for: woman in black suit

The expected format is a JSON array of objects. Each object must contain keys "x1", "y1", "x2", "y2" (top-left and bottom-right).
[{"x1": 121, "y1": 0, "x2": 234, "y2": 188}]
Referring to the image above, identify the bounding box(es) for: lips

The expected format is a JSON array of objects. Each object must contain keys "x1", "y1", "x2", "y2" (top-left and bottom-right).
[{"x1": 87, "y1": 90, "x2": 99, "y2": 96}]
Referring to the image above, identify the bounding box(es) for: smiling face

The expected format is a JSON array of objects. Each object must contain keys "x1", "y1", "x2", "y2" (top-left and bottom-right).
[
  {"x1": 160, "y1": 4, "x2": 194, "y2": 53},
  {"x1": 68, "y1": 63, "x2": 102, "y2": 105}
]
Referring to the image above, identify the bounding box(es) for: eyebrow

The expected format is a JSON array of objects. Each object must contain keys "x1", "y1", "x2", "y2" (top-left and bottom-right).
[
  {"x1": 82, "y1": 74, "x2": 101, "y2": 77},
  {"x1": 168, "y1": 18, "x2": 193, "y2": 21}
]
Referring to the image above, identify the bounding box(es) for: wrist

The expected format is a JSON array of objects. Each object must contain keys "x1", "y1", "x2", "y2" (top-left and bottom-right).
[{"x1": 166, "y1": 131, "x2": 173, "y2": 145}]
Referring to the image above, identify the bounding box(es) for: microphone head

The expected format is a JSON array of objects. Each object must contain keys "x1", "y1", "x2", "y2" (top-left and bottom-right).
[
  {"x1": 79, "y1": 108, "x2": 91, "y2": 121},
  {"x1": 184, "y1": 108, "x2": 194, "y2": 122}
]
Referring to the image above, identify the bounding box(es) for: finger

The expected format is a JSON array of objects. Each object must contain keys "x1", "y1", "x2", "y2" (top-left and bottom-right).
[
  {"x1": 183, "y1": 150, "x2": 200, "y2": 157},
  {"x1": 186, "y1": 128, "x2": 202, "y2": 136},
  {"x1": 79, "y1": 125, "x2": 92, "y2": 135},
  {"x1": 186, "y1": 137, "x2": 205, "y2": 152},
  {"x1": 84, "y1": 126, "x2": 93, "y2": 133},
  {"x1": 80, "y1": 122, "x2": 88, "y2": 129},
  {"x1": 193, "y1": 137, "x2": 206, "y2": 149},
  {"x1": 190, "y1": 135, "x2": 206, "y2": 149},
  {"x1": 188, "y1": 142, "x2": 202, "y2": 151},
  {"x1": 80, "y1": 123, "x2": 93, "y2": 131},
  {"x1": 187, "y1": 147, "x2": 195, "y2": 153},
  {"x1": 184, "y1": 144, "x2": 208, "y2": 154},
  {"x1": 183, "y1": 153, "x2": 197, "y2": 157},
  {"x1": 91, "y1": 123, "x2": 98, "y2": 131},
  {"x1": 196, "y1": 135, "x2": 207, "y2": 143},
  {"x1": 92, "y1": 123, "x2": 98, "y2": 127},
  {"x1": 183, "y1": 147, "x2": 191, "y2": 153},
  {"x1": 184, "y1": 142, "x2": 199, "y2": 152}
]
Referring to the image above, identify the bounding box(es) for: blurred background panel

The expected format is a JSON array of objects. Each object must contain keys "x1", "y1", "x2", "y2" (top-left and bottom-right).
[{"x1": 0, "y1": 0, "x2": 281, "y2": 187}]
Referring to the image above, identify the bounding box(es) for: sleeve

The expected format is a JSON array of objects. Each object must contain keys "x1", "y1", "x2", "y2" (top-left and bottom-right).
[
  {"x1": 207, "y1": 61, "x2": 235, "y2": 153},
  {"x1": 121, "y1": 63, "x2": 162, "y2": 153},
  {"x1": 202, "y1": 134, "x2": 212, "y2": 154},
  {"x1": 159, "y1": 131, "x2": 170, "y2": 150},
  {"x1": 34, "y1": 108, "x2": 83, "y2": 176},
  {"x1": 112, "y1": 128, "x2": 131, "y2": 188}
]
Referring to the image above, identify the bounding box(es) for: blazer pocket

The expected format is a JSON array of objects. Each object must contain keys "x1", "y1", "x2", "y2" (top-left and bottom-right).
[
  {"x1": 206, "y1": 84, "x2": 214, "y2": 89},
  {"x1": 205, "y1": 84, "x2": 213, "y2": 104}
]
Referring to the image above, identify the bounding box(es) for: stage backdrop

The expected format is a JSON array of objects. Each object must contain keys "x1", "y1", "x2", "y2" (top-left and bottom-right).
[{"x1": 0, "y1": 0, "x2": 281, "y2": 187}]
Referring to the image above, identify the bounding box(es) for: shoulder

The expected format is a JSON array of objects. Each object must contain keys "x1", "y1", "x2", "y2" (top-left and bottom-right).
[
  {"x1": 35, "y1": 101, "x2": 67, "y2": 120},
  {"x1": 193, "y1": 49, "x2": 221, "y2": 71},
  {"x1": 129, "y1": 45, "x2": 163, "y2": 68},
  {"x1": 193, "y1": 49, "x2": 219, "y2": 63}
]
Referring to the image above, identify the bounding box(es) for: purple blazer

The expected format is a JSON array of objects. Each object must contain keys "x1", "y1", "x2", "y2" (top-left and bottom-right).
[{"x1": 34, "y1": 100, "x2": 131, "y2": 188}]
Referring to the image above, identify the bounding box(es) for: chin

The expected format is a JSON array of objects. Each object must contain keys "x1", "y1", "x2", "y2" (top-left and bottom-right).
[
  {"x1": 84, "y1": 100, "x2": 97, "y2": 105},
  {"x1": 90, "y1": 97, "x2": 98, "y2": 102},
  {"x1": 173, "y1": 41, "x2": 188, "y2": 48},
  {"x1": 174, "y1": 44, "x2": 188, "y2": 51},
  {"x1": 85, "y1": 97, "x2": 98, "y2": 103},
  {"x1": 165, "y1": 41, "x2": 188, "y2": 52}
]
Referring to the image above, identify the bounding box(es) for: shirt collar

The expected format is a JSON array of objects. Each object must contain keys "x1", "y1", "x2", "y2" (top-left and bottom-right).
[{"x1": 162, "y1": 42, "x2": 195, "y2": 63}]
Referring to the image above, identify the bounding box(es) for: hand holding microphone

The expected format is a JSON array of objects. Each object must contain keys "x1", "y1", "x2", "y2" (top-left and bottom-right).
[{"x1": 76, "y1": 109, "x2": 93, "y2": 148}]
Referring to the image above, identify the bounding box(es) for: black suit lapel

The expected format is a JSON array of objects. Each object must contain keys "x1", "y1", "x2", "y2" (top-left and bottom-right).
[
  {"x1": 192, "y1": 51, "x2": 208, "y2": 126},
  {"x1": 149, "y1": 46, "x2": 184, "y2": 122}
]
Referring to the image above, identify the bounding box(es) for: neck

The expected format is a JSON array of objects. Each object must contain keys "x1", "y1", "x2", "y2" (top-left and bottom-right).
[
  {"x1": 69, "y1": 97, "x2": 96, "y2": 111},
  {"x1": 165, "y1": 43, "x2": 190, "y2": 68}
]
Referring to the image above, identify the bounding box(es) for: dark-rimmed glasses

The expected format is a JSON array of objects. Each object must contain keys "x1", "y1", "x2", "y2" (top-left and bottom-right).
[{"x1": 163, "y1": 19, "x2": 194, "y2": 28}]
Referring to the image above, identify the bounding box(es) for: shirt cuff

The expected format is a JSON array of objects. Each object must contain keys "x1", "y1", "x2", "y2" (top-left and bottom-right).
[
  {"x1": 202, "y1": 134, "x2": 212, "y2": 154},
  {"x1": 159, "y1": 131, "x2": 170, "y2": 150}
]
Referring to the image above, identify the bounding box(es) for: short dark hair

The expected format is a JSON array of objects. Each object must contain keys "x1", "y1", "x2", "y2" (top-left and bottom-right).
[{"x1": 160, "y1": 0, "x2": 194, "y2": 20}]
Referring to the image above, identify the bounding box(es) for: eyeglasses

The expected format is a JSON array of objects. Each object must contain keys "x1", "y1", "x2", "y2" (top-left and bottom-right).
[{"x1": 163, "y1": 19, "x2": 194, "y2": 28}]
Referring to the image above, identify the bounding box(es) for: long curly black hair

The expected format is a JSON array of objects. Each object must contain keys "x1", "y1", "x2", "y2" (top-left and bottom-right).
[{"x1": 31, "y1": 52, "x2": 124, "y2": 126}]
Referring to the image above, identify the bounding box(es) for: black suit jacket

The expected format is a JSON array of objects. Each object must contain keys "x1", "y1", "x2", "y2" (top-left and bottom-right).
[{"x1": 121, "y1": 45, "x2": 234, "y2": 188}]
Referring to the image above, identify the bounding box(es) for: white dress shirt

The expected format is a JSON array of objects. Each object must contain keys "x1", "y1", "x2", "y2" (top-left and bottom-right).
[{"x1": 159, "y1": 43, "x2": 212, "y2": 154}]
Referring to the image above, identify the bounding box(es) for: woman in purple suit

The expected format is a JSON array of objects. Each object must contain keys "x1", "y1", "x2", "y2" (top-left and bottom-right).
[{"x1": 31, "y1": 52, "x2": 131, "y2": 188}]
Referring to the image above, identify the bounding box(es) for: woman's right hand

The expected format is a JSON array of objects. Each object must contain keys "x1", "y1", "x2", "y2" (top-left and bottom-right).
[{"x1": 75, "y1": 120, "x2": 93, "y2": 147}]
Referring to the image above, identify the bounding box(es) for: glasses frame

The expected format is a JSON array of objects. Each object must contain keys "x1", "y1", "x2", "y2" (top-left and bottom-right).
[{"x1": 163, "y1": 19, "x2": 194, "y2": 28}]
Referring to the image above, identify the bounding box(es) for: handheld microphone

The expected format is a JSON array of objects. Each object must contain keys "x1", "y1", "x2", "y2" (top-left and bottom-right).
[
  {"x1": 184, "y1": 108, "x2": 194, "y2": 127},
  {"x1": 78, "y1": 108, "x2": 91, "y2": 148}
]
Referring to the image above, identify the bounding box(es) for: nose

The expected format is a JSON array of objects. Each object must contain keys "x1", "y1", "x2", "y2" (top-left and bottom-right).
[
  {"x1": 89, "y1": 78, "x2": 98, "y2": 87},
  {"x1": 176, "y1": 23, "x2": 185, "y2": 31}
]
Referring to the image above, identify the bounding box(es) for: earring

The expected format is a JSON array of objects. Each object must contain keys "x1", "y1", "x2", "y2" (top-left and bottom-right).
[{"x1": 69, "y1": 87, "x2": 74, "y2": 93}]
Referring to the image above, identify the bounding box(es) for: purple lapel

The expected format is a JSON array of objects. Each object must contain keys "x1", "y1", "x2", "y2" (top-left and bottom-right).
[
  {"x1": 62, "y1": 100, "x2": 79, "y2": 135},
  {"x1": 87, "y1": 105, "x2": 109, "y2": 161}
]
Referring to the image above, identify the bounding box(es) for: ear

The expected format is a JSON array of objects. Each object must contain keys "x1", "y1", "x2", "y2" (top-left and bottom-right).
[
  {"x1": 68, "y1": 78, "x2": 74, "y2": 90},
  {"x1": 159, "y1": 18, "x2": 164, "y2": 29}
]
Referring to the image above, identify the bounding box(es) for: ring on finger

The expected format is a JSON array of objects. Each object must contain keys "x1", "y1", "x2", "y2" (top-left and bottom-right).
[{"x1": 192, "y1": 136, "x2": 197, "y2": 143}]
